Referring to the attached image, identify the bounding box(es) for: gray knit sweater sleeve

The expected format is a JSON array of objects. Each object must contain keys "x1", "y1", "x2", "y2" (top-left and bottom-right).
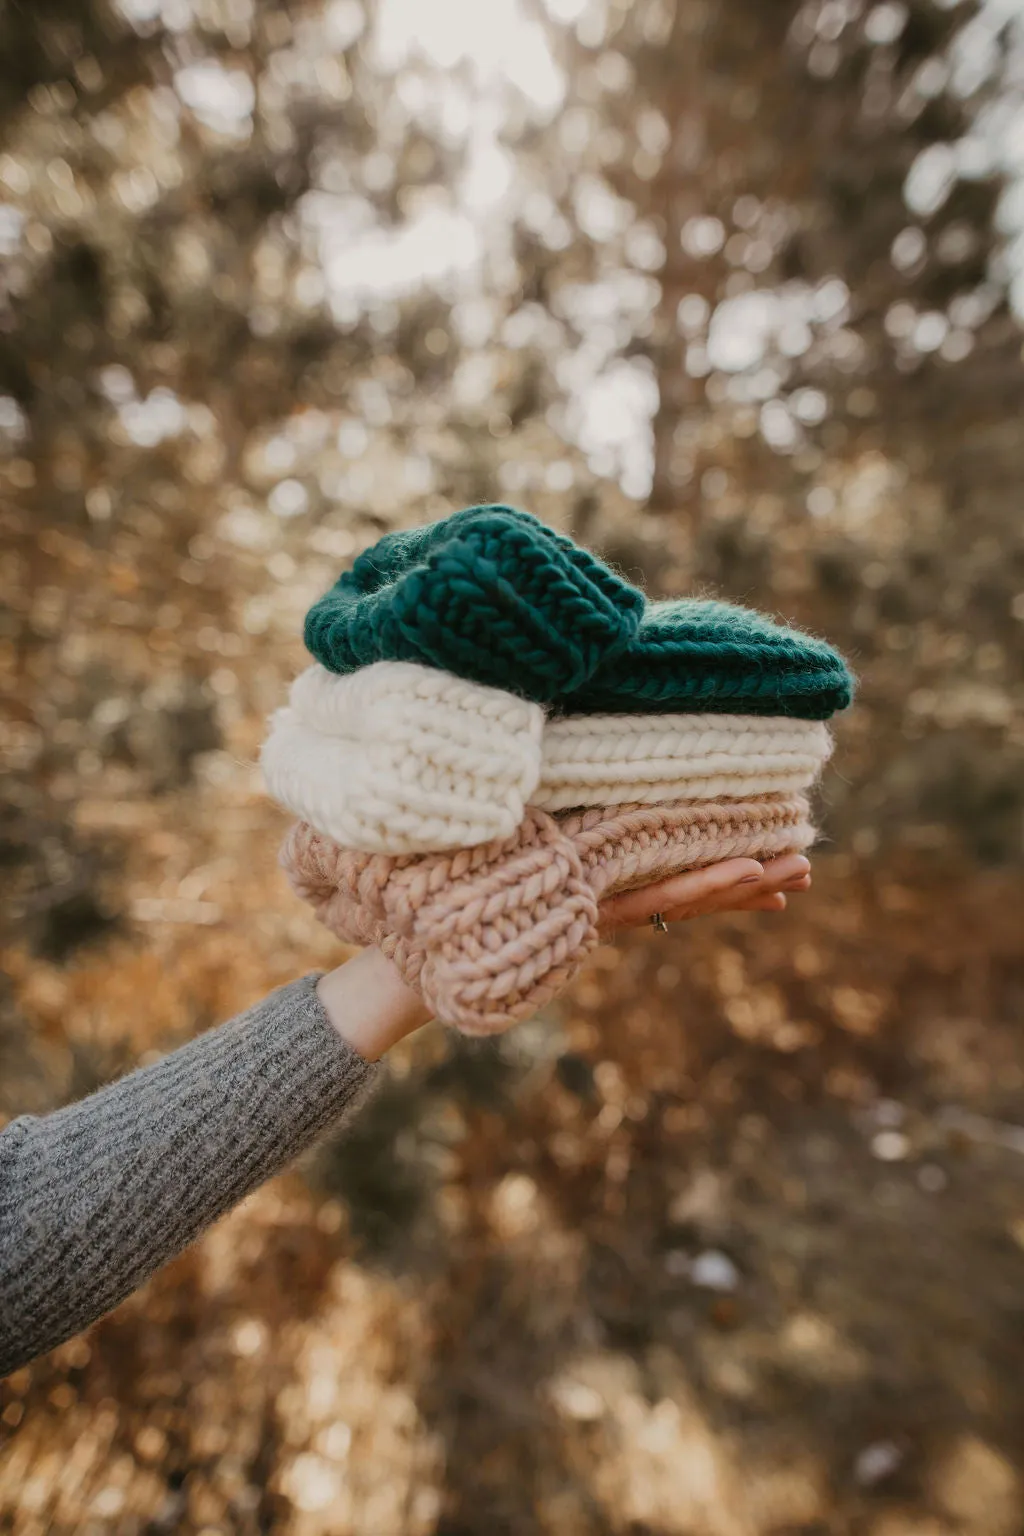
[{"x1": 0, "y1": 974, "x2": 379, "y2": 1376}]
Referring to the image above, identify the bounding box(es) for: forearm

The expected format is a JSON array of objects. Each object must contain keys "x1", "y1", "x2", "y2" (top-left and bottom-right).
[{"x1": 0, "y1": 962, "x2": 421, "y2": 1376}]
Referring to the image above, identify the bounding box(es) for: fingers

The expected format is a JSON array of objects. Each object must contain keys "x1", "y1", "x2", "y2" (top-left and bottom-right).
[
  {"x1": 754, "y1": 852, "x2": 811, "y2": 889},
  {"x1": 714, "y1": 856, "x2": 810, "y2": 910},
  {"x1": 597, "y1": 858, "x2": 765, "y2": 935},
  {"x1": 663, "y1": 856, "x2": 811, "y2": 921},
  {"x1": 663, "y1": 893, "x2": 787, "y2": 920},
  {"x1": 661, "y1": 873, "x2": 773, "y2": 923},
  {"x1": 727, "y1": 890, "x2": 788, "y2": 914},
  {"x1": 598, "y1": 854, "x2": 813, "y2": 936}
]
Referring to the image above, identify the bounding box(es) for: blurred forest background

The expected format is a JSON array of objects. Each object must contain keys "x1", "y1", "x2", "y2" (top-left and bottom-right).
[{"x1": 1, "y1": 0, "x2": 1023, "y2": 1530}]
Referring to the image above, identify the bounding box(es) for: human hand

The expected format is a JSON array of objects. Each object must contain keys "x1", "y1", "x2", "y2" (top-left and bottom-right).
[
  {"x1": 597, "y1": 853, "x2": 811, "y2": 936},
  {"x1": 318, "y1": 853, "x2": 811, "y2": 1059}
]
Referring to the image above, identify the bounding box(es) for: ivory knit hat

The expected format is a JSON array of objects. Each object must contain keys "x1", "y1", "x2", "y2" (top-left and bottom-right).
[
  {"x1": 262, "y1": 661, "x2": 833, "y2": 852},
  {"x1": 303, "y1": 506, "x2": 855, "y2": 719},
  {"x1": 281, "y1": 794, "x2": 814, "y2": 1036}
]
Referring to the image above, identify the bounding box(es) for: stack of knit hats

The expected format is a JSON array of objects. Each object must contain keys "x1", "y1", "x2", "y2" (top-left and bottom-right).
[{"x1": 263, "y1": 505, "x2": 853, "y2": 1035}]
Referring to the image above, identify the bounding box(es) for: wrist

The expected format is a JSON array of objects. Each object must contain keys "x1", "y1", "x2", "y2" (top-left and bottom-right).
[{"x1": 316, "y1": 948, "x2": 432, "y2": 1061}]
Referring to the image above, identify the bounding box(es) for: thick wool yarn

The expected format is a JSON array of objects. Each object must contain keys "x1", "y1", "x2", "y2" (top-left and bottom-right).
[
  {"x1": 281, "y1": 794, "x2": 814, "y2": 1035},
  {"x1": 261, "y1": 662, "x2": 544, "y2": 852},
  {"x1": 303, "y1": 507, "x2": 854, "y2": 720},
  {"x1": 537, "y1": 709, "x2": 832, "y2": 811},
  {"x1": 304, "y1": 504, "x2": 645, "y2": 700},
  {"x1": 284, "y1": 808, "x2": 598, "y2": 1035},
  {"x1": 570, "y1": 598, "x2": 854, "y2": 720},
  {"x1": 560, "y1": 796, "x2": 814, "y2": 897},
  {"x1": 262, "y1": 661, "x2": 831, "y2": 851}
]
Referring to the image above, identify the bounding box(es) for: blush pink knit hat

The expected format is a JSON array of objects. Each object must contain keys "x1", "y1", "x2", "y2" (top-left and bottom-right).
[{"x1": 281, "y1": 795, "x2": 814, "y2": 1036}]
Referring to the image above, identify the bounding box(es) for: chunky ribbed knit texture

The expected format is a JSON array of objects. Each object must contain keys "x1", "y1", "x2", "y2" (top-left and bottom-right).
[
  {"x1": 282, "y1": 795, "x2": 814, "y2": 1036},
  {"x1": 262, "y1": 662, "x2": 545, "y2": 853},
  {"x1": 570, "y1": 598, "x2": 855, "y2": 719},
  {"x1": 304, "y1": 504, "x2": 645, "y2": 700},
  {"x1": 557, "y1": 798, "x2": 813, "y2": 896},
  {"x1": 263, "y1": 661, "x2": 832, "y2": 851},
  {"x1": 0, "y1": 977, "x2": 378, "y2": 1376},
  {"x1": 303, "y1": 508, "x2": 854, "y2": 719},
  {"x1": 537, "y1": 710, "x2": 832, "y2": 811}
]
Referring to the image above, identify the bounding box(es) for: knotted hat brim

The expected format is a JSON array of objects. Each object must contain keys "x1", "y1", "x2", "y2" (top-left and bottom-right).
[{"x1": 303, "y1": 504, "x2": 645, "y2": 702}]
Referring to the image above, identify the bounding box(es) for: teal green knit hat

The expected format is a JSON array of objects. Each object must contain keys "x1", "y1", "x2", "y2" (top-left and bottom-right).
[
  {"x1": 304, "y1": 506, "x2": 854, "y2": 720},
  {"x1": 568, "y1": 598, "x2": 853, "y2": 720},
  {"x1": 304, "y1": 504, "x2": 645, "y2": 698}
]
